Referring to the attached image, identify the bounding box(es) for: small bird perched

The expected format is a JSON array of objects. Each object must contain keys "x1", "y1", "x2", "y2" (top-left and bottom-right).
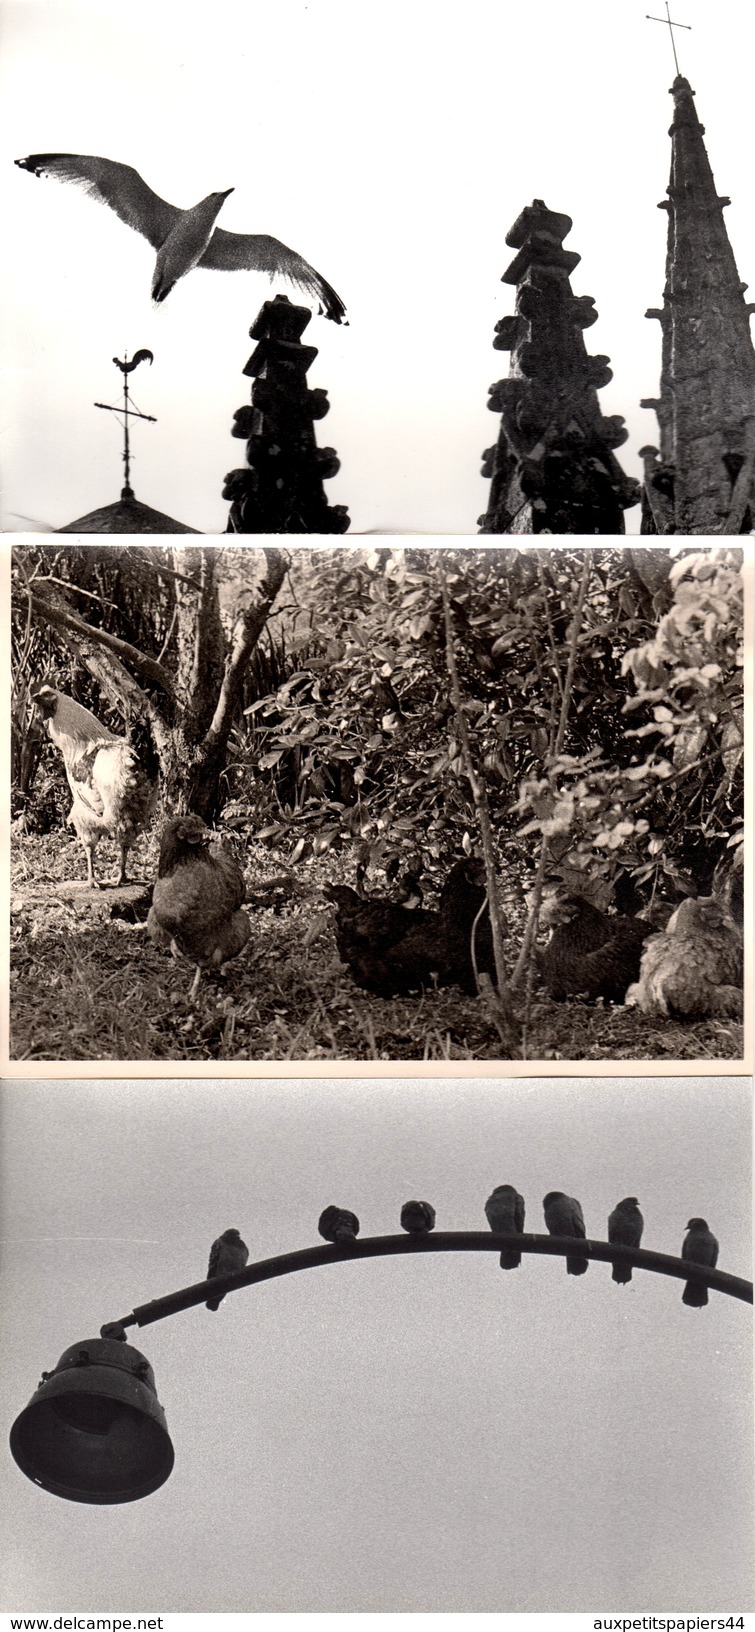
[
  {"x1": 681, "y1": 1217, "x2": 719, "y2": 1308},
  {"x1": 538, "y1": 890, "x2": 653, "y2": 1004},
  {"x1": 542, "y1": 1191, "x2": 589, "y2": 1275},
  {"x1": 607, "y1": 1197, "x2": 644, "y2": 1284},
  {"x1": 318, "y1": 1206, "x2": 360, "y2": 1244},
  {"x1": 147, "y1": 814, "x2": 250, "y2": 1000},
  {"x1": 205, "y1": 1227, "x2": 249, "y2": 1311},
  {"x1": 484, "y1": 1184, "x2": 525, "y2": 1269},
  {"x1": 15, "y1": 153, "x2": 346, "y2": 321},
  {"x1": 625, "y1": 897, "x2": 743, "y2": 1020},
  {"x1": 400, "y1": 1200, "x2": 436, "y2": 1234},
  {"x1": 32, "y1": 684, "x2": 158, "y2": 887}
]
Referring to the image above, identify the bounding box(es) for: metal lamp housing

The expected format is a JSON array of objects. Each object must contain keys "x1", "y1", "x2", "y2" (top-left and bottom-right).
[{"x1": 9, "y1": 1338, "x2": 174, "y2": 1504}]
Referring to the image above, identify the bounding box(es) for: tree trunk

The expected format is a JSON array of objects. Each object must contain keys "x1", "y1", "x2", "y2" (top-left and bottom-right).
[{"x1": 20, "y1": 544, "x2": 289, "y2": 823}]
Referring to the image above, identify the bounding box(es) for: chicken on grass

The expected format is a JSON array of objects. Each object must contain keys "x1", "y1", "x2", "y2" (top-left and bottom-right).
[
  {"x1": 32, "y1": 685, "x2": 158, "y2": 888},
  {"x1": 538, "y1": 889, "x2": 652, "y2": 1004},
  {"x1": 625, "y1": 897, "x2": 743, "y2": 1020},
  {"x1": 147, "y1": 814, "x2": 251, "y2": 1000},
  {"x1": 326, "y1": 857, "x2": 496, "y2": 998}
]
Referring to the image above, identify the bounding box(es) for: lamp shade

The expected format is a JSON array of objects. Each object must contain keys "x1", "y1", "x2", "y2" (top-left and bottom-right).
[{"x1": 9, "y1": 1337, "x2": 174, "y2": 1504}]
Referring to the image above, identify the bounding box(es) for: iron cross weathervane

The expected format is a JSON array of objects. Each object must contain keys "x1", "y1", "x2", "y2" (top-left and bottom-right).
[
  {"x1": 94, "y1": 349, "x2": 156, "y2": 497},
  {"x1": 646, "y1": 1, "x2": 691, "y2": 77}
]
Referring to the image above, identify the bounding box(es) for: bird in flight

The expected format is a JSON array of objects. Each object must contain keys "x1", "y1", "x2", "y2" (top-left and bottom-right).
[{"x1": 15, "y1": 152, "x2": 347, "y2": 322}]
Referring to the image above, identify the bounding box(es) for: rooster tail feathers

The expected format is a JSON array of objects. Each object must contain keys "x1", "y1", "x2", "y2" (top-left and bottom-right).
[{"x1": 48, "y1": 693, "x2": 120, "y2": 750}]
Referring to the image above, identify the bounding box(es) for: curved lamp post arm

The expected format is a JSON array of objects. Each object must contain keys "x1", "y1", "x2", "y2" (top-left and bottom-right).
[{"x1": 108, "y1": 1232, "x2": 752, "y2": 1332}]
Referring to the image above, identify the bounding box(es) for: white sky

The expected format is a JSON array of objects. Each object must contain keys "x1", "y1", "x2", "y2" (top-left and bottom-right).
[
  {"x1": 0, "y1": 1075, "x2": 752, "y2": 1612},
  {"x1": 1, "y1": 0, "x2": 755, "y2": 535}
]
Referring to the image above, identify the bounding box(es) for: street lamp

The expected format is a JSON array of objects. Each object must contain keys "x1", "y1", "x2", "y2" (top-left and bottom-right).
[
  {"x1": 9, "y1": 1337, "x2": 174, "y2": 1504},
  {"x1": 11, "y1": 1227, "x2": 751, "y2": 1504}
]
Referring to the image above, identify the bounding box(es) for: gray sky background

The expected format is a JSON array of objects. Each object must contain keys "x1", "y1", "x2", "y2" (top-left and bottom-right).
[
  {"x1": 0, "y1": 1074, "x2": 751, "y2": 1613},
  {"x1": 2, "y1": 0, "x2": 755, "y2": 536}
]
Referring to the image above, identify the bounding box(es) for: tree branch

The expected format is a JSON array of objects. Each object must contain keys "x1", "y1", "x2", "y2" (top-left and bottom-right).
[
  {"x1": 30, "y1": 588, "x2": 174, "y2": 697},
  {"x1": 205, "y1": 548, "x2": 288, "y2": 751},
  {"x1": 439, "y1": 561, "x2": 519, "y2": 1052}
]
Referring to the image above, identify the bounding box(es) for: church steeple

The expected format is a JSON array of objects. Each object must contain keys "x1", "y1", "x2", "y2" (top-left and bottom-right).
[
  {"x1": 478, "y1": 201, "x2": 639, "y2": 534},
  {"x1": 641, "y1": 76, "x2": 755, "y2": 533}
]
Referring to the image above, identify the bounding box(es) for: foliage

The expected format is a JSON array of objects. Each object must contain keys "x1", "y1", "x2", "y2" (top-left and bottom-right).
[
  {"x1": 218, "y1": 545, "x2": 695, "y2": 897},
  {"x1": 515, "y1": 547, "x2": 744, "y2": 905}
]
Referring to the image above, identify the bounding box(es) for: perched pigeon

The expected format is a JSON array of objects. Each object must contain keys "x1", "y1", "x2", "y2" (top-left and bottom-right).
[
  {"x1": 542, "y1": 1191, "x2": 589, "y2": 1275},
  {"x1": 400, "y1": 1200, "x2": 436, "y2": 1233},
  {"x1": 205, "y1": 1227, "x2": 249, "y2": 1311},
  {"x1": 318, "y1": 1206, "x2": 360, "y2": 1244},
  {"x1": 15, "y1": 153, "x2": 346, "y2": 322},
  {"x1": 681, "y1": 1217, "x2": 719, "y2": 1308},
  {"x1": 484, "y1": 1184, "x2": 525, "y2": 1269},
  {"x1": 607, "y1": 1197, "x2": 644, "y2": 1284}
]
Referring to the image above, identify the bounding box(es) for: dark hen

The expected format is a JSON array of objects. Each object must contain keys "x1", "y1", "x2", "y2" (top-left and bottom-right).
[
  {"x1": 538, "y1": 891, "x2": 652, "y2": 1004},
  {"x1": 324, "y1": 874, "x2": 429, "y2": 970},
  {"x1": 147, "y1": 814, "x2": 250, "y2": 999},
  {"x1": 328, "y1": 857, "x2": 496, "y2": 998}
]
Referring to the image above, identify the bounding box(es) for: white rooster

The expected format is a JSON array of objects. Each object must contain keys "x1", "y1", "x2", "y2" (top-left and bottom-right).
[{"x1": 33, "y1": 685, "x2": 158, "y2": 887}]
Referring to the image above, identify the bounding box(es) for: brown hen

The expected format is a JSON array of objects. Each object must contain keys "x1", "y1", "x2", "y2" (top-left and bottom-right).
[
  {"x1": 147, "y1": 814, "x2": 250, "y2": 999},
  {"x1": 625, "y1": 896, "x2": 743, "y2": 1019}
]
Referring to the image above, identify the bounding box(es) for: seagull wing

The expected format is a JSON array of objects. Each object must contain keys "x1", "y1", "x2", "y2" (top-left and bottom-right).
[
  {"x1": 15, "y1": 153, "x2": 179, "y2": 249},
  {"x1": 199, "y1": 227, "x2": 346, "y2": 323}
]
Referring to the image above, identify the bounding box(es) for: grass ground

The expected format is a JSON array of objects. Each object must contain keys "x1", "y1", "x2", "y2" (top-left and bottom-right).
[{"x1": 9, "y1": 827, "x2": 745, "y2": 1065}]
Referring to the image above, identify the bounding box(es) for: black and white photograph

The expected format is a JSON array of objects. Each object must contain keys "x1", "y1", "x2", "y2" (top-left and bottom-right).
[
  {"x1": 6, "y1": 541, "x2": 749, "y2": 1069},
  {"x1": 1, "y1": 0, "x2": 753, "y2": 1621},
  {"x1": 0, "y1": 1074, "x2": 752, "y2": 1612},
  {"x1": 2, "y1": 0, "x2": 755, "y2": 537}
]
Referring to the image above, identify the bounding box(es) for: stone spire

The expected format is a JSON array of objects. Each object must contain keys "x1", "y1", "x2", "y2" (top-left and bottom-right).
[
  {"x1": 222, "y1": 294, "x2": 349, "y2": 534},
  {"x1": 478, "y1": 201, "x2": 639, "y2": 534},
  {"x1": 641, "y1": 76, "x2": 755, "y2": 534}
]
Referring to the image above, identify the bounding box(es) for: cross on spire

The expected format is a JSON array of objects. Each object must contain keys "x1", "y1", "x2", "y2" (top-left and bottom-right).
[
  {"x1": 646, "y1": 2, "x2": 691, "y2": 77},
  {"x1": 94, "y1": 349, "x2": 156, "y2": 498}
]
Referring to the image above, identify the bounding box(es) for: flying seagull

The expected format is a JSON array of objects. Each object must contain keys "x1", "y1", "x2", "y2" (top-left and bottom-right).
[{"x1": 15, "y1": 153, "x2": 347, "y2": 322}]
